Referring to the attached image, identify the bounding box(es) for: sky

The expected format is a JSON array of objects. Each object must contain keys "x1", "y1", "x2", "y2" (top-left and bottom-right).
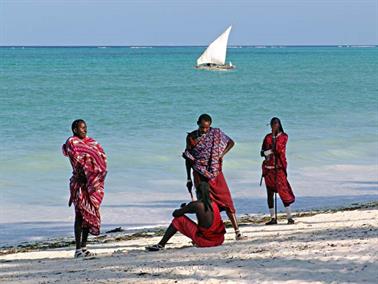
[{"x1": 0, "y1": 0, "x2": 377, "y2": 46}]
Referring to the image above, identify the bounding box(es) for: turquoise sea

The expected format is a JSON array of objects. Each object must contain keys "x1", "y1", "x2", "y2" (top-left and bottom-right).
[{"x1": 0, "y1": 46, "x2": 377, "y2": 246}]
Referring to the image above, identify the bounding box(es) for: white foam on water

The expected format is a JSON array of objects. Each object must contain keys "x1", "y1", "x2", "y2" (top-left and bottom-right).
[
  {"x1": 1, "y1": 164, "x2": 376, "y2": 225},
  {"x1": 129, "y1": 46, "x2": 153, "y2": 49}
]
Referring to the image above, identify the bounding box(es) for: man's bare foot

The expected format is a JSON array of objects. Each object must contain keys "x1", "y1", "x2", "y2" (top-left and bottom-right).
[{"x1": 235, "y1": 229, "x2": 248, "y2": 240}]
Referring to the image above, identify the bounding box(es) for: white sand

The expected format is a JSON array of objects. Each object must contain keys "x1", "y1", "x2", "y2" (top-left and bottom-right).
[{"x1": 1, "y1": 207, "x2": 377, "y2": 284}]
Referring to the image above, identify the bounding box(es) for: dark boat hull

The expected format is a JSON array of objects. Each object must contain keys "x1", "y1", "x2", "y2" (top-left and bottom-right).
[{"x1": 195, "y1": 64, "x2": 235, "y2": 71}]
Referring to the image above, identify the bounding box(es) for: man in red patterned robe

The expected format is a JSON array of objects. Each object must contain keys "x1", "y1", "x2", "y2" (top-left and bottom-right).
[
  {"x1": 63, "y1": 119, "x2": 107, "y2": 258},
  {"x1": 183, "y1": 114, "x2": 246, "y2": 240}
]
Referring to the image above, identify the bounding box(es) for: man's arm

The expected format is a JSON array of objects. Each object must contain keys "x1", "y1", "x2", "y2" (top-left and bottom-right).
[
  {"x1": 172, "y1": 202, "x2": 198, "y2": 218},
  {"x1": 185, "y1": 159, "x2": 192, "y2": 180},
  {"x1": 221, "y1": 139, "x2": 235, "y2": 158},
  {"x1": 261, "y1": 135, "x2": 271, "y2": 157},
  {"x1": 185, "y1": 134, "x2": 194, "y2": 196}
]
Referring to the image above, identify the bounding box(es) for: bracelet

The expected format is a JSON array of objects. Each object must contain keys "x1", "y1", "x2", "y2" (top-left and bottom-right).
[{"x1": 187, "y1": 179, "x2": 192, "y2": 182}]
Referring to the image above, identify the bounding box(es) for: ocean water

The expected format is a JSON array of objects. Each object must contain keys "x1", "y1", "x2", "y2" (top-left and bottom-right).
[{"x1": 0, "y1": 46, "x2": 377, "y2": 246}]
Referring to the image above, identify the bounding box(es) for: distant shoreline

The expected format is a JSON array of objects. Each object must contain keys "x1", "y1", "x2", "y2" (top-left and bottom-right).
[{"x1": 0, "y1": 45, "x2": 377, "y2": 48}]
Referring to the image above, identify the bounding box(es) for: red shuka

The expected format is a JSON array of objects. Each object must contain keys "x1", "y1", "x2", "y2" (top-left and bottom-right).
[
  {"x1": 262, "y1": 132, "x2": 295, "y2": 205},
  {"x1": 193, "y1": 171, "x2": 236, "y2": 213},
  {"x1": 172, "y1": 202, "x2": 226, "y2": 247},
  {"x1": 63, "y1": 136, "x2": 107, "y2": 235}
]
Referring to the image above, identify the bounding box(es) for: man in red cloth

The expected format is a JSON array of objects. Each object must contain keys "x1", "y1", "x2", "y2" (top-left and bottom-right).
[
  {"x1": 183, "y1": 114, "x2": 245, "y2": 240},
  {"x1": 146, "y1": 182, "x2": 226, "y2": 251},
  {"x1": 261, "y1": 117, "x2": 295, "y2": 225},
  {"x1": 63, "y1": 119, "x2": 107, "y2": 258}
]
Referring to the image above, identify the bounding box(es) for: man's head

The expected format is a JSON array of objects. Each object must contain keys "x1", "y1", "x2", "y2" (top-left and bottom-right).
[
  {"x1": 197, "y1": 114, "x2": 212, "y2": 133},
  {"x1": 71, "y1": 119, "x2": 87, "y2": 139},
  {"x1": 270, "y1": 117, "x2": 284, "y2": 134}
]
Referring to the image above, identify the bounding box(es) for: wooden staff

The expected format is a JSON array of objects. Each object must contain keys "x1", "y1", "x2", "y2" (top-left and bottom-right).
[{"x1": 273, "y1": 134, "x2": 278, "y2": 221}]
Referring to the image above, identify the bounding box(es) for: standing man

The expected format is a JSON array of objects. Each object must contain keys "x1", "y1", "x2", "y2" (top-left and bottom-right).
[
  {"x1": 261, "y1": 117, "x2": 295, "y2": 225},
  {"x1": 63, "y1": 119, "x2": 107, "y2": 258},
  {"x1": 183, "y1": 114, "x2": 245, "y2": 240}
]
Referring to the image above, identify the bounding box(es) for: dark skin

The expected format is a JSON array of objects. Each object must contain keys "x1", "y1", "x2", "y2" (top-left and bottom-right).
[
  {"x1": 267, "y1": 189, "x2": 275, "y2": 209},
  {"x1": 68, "y1": 121, "x2": 90, "y2": 250},
  {"x1": 271, "y1": 120, "x2": 280, "y2": 137},
  {"x1": 185, "y1": 119, "x2": 240, "y2": 235},
  {"x1": 74, "y1": 214, "x2": 89, "y2": 250},
  {"x1": 157, "y1": 200, "x2": 214, "y2": 247},
  {"x1": 74, "y1": 121, "x2": 87, "y2": 140}
]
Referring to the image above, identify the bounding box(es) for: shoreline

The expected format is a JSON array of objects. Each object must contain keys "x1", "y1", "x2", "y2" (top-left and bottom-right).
[
  {"x1": 1, "y1": 201, "x2": 377, "y2": 283},
  {"x1": 2, "y1": 200, "x2": 376, "y2": 257}
]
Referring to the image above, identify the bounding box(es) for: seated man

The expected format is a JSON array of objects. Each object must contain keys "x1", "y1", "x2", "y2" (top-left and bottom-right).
[{"x1": 146, "y1": 182, "x2": 226, "y2": 251}]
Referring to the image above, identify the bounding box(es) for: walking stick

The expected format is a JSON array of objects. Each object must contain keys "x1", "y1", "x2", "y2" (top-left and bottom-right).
[
  {"x1": 273, "y1": 134, "x2": 278, "y2": 221},
  {"x1": 274, "y1": 188, "x2": 277, "y2": 221},
  {"x1": 189, "y1": 190, "x2": 194, "y2": 201}
]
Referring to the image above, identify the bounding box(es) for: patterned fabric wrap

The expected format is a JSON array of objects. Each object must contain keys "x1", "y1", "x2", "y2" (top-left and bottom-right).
[
  {"x1": 62, "y1": 136, "x2": 107, "y2": 235},
  {"x1": 183, "y1": 128, "x2": 230, "y2": 179}
]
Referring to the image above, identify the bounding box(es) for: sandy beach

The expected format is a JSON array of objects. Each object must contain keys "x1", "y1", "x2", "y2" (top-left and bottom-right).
[{"x1": 1, "y1": 202, "x2": 377, "y2": 284}]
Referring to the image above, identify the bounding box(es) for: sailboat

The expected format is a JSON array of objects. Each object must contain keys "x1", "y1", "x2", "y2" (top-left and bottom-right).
[{"x1": 196, "y1": 26, "x2": 235, "y2": 70}]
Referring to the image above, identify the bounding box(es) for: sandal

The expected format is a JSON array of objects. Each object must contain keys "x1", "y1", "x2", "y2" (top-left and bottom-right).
[
  {"x1": 265, "y1": 218, "x2": 278, "y2": 225},
  {"x1": 145, "y1": 244, "x2": 165, "y2": 251},
  {"x1": 74, "y1": 249, "x2": 85, "y2": 258},
  {"x1": 81, "y1": 247, "x2": 96, "y2": 257}
]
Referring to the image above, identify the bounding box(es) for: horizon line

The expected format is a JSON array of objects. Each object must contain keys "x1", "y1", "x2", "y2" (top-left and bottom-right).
[{"x1": 0, "y1": 44, "x2": 377, "y2": 48}]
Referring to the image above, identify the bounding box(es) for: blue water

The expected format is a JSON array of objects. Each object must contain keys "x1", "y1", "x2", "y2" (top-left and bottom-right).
[{"x1": 0, "y1": 46, "x2": 377, "y2": 246}]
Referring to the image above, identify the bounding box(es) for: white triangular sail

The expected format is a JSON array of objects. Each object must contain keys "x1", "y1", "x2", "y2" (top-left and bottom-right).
[{"x1": 197, "y1": 26, "x2": 232, "y2": 66}]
